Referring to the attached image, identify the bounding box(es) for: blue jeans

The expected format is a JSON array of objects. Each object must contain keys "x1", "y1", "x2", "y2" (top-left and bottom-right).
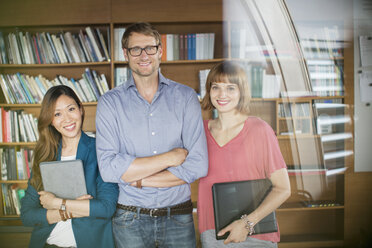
[{"x1": 113, "y1": 208, "x2": 196, "y2": 248}]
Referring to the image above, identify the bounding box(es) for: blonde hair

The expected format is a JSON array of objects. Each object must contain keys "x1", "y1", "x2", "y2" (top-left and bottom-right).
[
  {"x1": 30, "y1": 85, "x2": 85, "y2": 191},
  {"x1": 122, "y1": 22, "x2": 161, "y2": 49},
  {"x1": 201, "y1": 61, "x2": 251, "y2": 114}
]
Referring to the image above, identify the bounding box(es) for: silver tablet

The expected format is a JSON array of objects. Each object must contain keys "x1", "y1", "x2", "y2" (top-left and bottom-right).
[{"x1": 40, "y1": 159, "x2": 87, "y2": 199}]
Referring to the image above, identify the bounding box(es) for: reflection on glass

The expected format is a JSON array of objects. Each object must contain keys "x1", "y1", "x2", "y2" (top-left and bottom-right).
[{"x1": 223, "y1": 0, "x2": 353, "y2": 211}]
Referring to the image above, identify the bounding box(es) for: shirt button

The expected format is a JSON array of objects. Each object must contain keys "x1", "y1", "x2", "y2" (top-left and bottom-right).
[
  {"x1": 150, "y1": 113, "x2": 153, "y2": 116},
  {"x1": 153, "y1": 151, "x2": 157, "y2": 154},
  {"x1": 151, "y1": 132, "x2": 155, "y2": 136}
]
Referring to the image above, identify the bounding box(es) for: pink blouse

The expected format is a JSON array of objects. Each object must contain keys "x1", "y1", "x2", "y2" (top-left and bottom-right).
[{"x1": 197, "y1": 117, "x2": 287, "y2": 243}]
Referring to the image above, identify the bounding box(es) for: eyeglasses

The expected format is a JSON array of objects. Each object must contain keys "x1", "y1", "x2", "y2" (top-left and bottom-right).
[{"x1": 126, "y1": 45, "x2": 160, "y2": 57}]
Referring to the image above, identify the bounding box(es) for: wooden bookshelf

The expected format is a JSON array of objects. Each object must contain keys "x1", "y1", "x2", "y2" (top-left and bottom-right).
[{"x1": 0, "y1": 0, "x2": 370, "y2": 248}]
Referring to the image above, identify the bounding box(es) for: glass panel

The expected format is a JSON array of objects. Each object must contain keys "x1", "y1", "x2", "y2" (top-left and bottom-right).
[{"x1": 222, "y1": 0, "x2": 353, "y2": 243}]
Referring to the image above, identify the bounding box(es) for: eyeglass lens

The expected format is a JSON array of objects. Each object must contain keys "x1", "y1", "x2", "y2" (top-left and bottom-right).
[{"x1": 129, "y1": 46, "x2": 158, "y2": 56}]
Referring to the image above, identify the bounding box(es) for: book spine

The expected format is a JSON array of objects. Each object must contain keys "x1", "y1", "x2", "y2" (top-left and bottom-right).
[
  {"x1": 96, "y1": 28, "x2": 110, "y2": 61},
  {"x1": 59, "y1": 33, "x2": 73, "y2": 63},
  {"x1": 46, "y1": 32, "x2": 61, "y2": 64},
  {"x1": 85, "y1": 27, "x2": 104, "y2": 62},
  {"x1": 0, "y1": 31, "x2": 9, "y2": 64},
  {"x1": 84, "y1": 68, "x2": 101, "y2": 99},
  {"x1": 160, "y1": 34, "x2": 167, "y2": 61}
]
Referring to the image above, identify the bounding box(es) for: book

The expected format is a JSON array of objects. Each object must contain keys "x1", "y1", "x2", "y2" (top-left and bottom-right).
[
  {"x1": 208, "y1": 33, "x2": 215, "y2": 59},
  {"x1": 32, "y1": 35, "x2": 42, "y2": 64},
  {"x1": 14, "y1": 31, "x2": 25, "y2": 64},
  {"x1": 85, "y1": 27, "x2": 105, "y2": 62},
  {"x1": 114, "y1": 27, "x2": 126, "y2": 61},
  {"x1": 36, "y1": 33, "x2": 48, "y2": 64},
  {"x1": 16, "y1": 150, "x2": 25, "y2": 179},
  {"x1": 0, "y1": 148, "x2": 7, "y2": 180},
  {"x1": 25, "y1": 32, "x2": 37, "y2": 64},
  {"x1": 70, "y1": 78, "x2": 88, "y2": 102},
  {"x1": 91, "y1": 70, "x2": 106, "y2": 96},
  {"x1": 96, "y1": 28, "x2": 110, "y2": 61},
  {"x1": 199, "y1": 69, "x2": 210, "y2": 99},
  {"x1": 0, "y1": 31, "x2": 9, "y2": 64},
  {"x1": 59, "y1": 32, "x2": 73, "y2": 63},
  {"x1": 7, "y1": 148, "x2": 17, "y2": 180},
  {"x1": 179, "y1": 34, "x2": 184, "y2": 60},
  {"x1": 173, "y1": 34, "x2": 179, "y2": 61},
  {"x1": 160, "y1": 34, "x2": 167, "y2": 61},
  {"x1": 166, "y1": 34, "x2": 174, "y2": 61},
  {"x1": 72, "y1": 34, "x2": 87, "y2": 63},
  {"x1": 40, "y1": 32, "x2": 54, "y2": 64},
  {"x1": 0, "y1": 109, "x2": 2, "y2": 142},
  {"x1": 23, "y1": 149, "x2": 31, "y2": 179},
  {"x1": 46, "y1": 32, "x2": 60, "y2": 64},
  {"x1": 64, "y1": 32, "x2": 81, "y2": 63},
  {"x1": 0, "y1": 74, "x2": 15, "y2": 103},
  {"x1": 115, "y1": 67, "x2": 128, "y2": 87},
  {"x1": 99, "y1": 73, "x2": 110, "y2": 93},
  {"x1": 83, "y1": 68, "x2": 100, "y2": 99},
  {"x1": 51, "y1": 34, "x2": 67, "y2": 63},
  {"x1": 18, "y1": 31, "x2": 31, "y2": 64},
  {"x1": 78, "y1": 30, "x2": 93, "y2": 62},
  {"x1": 79, "y1": 78, "x2": 96, "y2": 102},
  {"x1": 16, "y1": 73, "x2": 35, "y2": 103}
]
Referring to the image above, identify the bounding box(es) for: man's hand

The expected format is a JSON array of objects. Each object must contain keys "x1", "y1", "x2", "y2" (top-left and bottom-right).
[{"x1": 169, "y1": 148, "x2": 188, "y2": 166}]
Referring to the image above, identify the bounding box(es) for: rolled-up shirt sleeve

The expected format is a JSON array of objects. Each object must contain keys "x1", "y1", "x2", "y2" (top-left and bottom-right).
[
  {"x1": 96, "y1": 94, "x2": 136, "y2": 184},
  {"x1": 167, "y1": 91, "x2": 208, "y2": 183}
]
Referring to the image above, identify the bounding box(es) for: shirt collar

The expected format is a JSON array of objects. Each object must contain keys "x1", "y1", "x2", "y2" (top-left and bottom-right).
[{"x1": 124, "y1": 70, "x2": 170, "y2": 91}]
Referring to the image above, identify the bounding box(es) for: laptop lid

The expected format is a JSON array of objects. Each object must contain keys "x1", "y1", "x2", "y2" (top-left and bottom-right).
[{"x1": 212, "y1": 179, "x2": 277, "y2": 240}]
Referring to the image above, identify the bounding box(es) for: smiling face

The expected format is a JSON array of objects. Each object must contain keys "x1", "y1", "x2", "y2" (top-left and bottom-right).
[
  {"x1": 51, "y1": 94, "x2": 83, "y2": 142},
  {"x1": 210, "y1": 78, "x2": 241, "y2": 114},
  {"x1": 124, "y1": 32, "x2": 162, "y2": 78}
]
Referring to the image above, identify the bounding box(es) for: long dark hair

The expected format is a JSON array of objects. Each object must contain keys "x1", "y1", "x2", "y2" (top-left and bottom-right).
[{"x1": 30, "y1": 85, "x2": 85, "y2": 191}]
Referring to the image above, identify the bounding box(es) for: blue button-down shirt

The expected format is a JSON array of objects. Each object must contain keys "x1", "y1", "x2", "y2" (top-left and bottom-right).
[{"x1": 96, "y1": 71, "x2": 208, "y2": 208}]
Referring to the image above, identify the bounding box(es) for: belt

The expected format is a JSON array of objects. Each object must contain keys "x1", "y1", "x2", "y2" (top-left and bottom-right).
[{"x1": 117, "y1": 200, "x2": 193, "y2": 217}]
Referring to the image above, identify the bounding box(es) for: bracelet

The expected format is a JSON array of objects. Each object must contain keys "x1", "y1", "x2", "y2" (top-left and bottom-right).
[
  {"x1": 136, "y1": 179, "x2": 142, "y2": 189},
  {"x1": 241, "y1": 214, "x2": 255, "y2": 235},
  {"x1": 59, "y1": 199, "x2": 67, "y2": 221},
  {"x1": 65, "y1": 211, "x2": 73, "y2": 219},
  {"x1": 59, "y1": 209, "x2": 67, "y2": 221}
]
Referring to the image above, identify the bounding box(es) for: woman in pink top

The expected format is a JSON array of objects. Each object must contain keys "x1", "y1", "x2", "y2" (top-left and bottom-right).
[{"x1": 198, "y1": 61, "x2": 291, "y2": 247}]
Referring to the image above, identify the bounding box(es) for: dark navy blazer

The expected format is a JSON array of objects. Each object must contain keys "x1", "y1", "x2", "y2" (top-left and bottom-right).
[{"x1": 21, "y1": 132, "x2": 119, "y2": 248}]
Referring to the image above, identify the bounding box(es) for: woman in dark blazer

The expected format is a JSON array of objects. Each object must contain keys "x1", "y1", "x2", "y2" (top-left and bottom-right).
[{"x1": 21, "y1": 85, "x2": 118, "y2": 248}]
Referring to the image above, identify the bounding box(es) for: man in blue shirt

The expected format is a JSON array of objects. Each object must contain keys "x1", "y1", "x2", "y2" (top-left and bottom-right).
[{"x1": 96, "y1": 22, "x2": 208, "y2": 248}]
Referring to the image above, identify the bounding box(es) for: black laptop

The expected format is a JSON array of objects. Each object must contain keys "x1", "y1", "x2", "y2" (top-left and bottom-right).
[{"x1": 212, "y1": 179, "x2": 277, "y2": 240}]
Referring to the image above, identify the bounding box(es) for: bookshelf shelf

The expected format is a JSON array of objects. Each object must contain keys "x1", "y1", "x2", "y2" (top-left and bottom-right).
[
  {"x1": 0, "y1": 142, "x2": 36, "y2": 146},
  {"x1": 0, "y1": 102, "x2": 97, "y2": 107},
  {"x1": 0, "y1": 62, "x2": 110, "y2": 68},
  {"x1": 0, "y1": 104, "x2": 41, "y2": 108},
  {"x1": 277, "y1": 134, "x2": 320, "y2": 139},
  {"x1": 278, "y1": 116, "x2": 311, "y2": 120},
  {"x1": 250, "y1": 96, "x2": 345, "y2": 102},
  {"x1": 113, "y1": 59, "x2": 225, "y2": 66},
  {"x1": 0, "y1": 180, "x2": 28, "y2": 184},
  {"x1": 0, "y1": 215, "x2": 20, "y2": 219},
  {"x1": 277, "y1": 205, "x2": 344, "y2": 212}
]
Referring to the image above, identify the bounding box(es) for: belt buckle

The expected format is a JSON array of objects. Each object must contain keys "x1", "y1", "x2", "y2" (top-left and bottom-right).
[{"x1": 149, "y1": 208, "x2": 158, "y2": 217}]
